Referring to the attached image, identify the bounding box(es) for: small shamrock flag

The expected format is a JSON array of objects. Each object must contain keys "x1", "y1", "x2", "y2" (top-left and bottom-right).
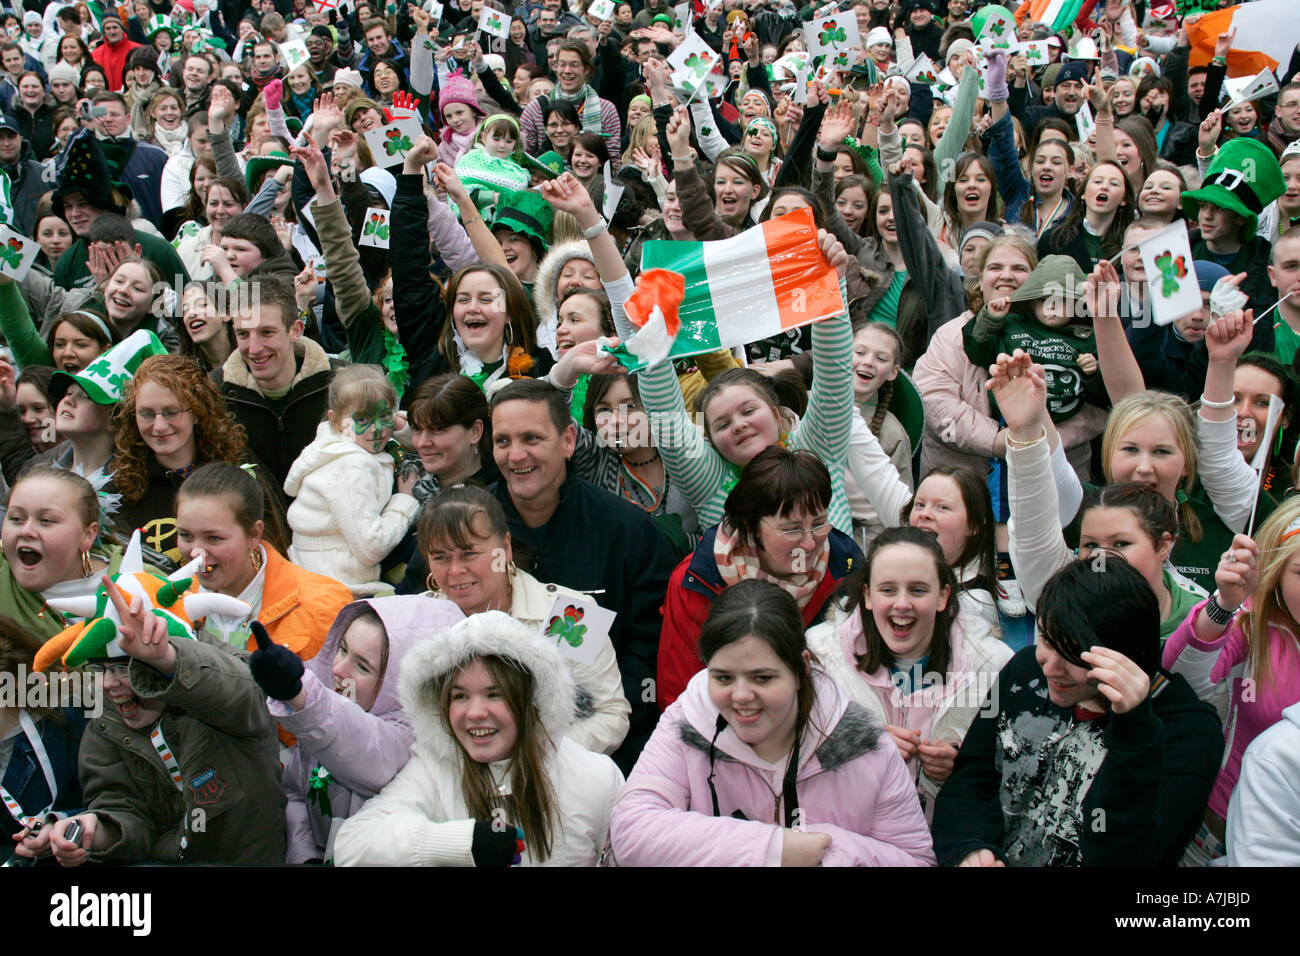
[
  {"x1": 684, "y1": 52, "x2": 708, "y2": 78},
  {"x1": 1153, "y1": 251, "x2": 1188, "y2": 297},
  {"x1": 1138, "y1": 220, "x2": 1201, "y2": 326},
  {"x1": 546, "y1": 605, "x2": 588, "y2": 648},
  {"x1": 364, "y1": 116, "x2": 423, "y2": 169},
  {"x1": 477, "y1": 5, "x2": 509, "y2": 38},
  {"x1": 818, "y1": 20, "x2": 846, "y2": 46},
  {"x1": 0, "y1": 224, "x2": 38, "y2": 280},
  {"x1": 360, "y1": 207, "x2": 391, "y2": 248},
  {"x1": 540, "y1": 592, "x2": 615, "y2": 666}
]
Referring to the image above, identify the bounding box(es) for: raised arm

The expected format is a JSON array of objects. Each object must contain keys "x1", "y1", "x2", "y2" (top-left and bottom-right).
[
  {"x1": 995, "y1": 352, "x2": 1074, "y2": 611},
  {"x1": 1086, "y1": 259, "x2": 1146, "y2": 402}
]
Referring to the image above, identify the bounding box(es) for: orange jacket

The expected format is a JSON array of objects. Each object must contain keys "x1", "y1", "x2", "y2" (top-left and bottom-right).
[{"x1": 257, "y1": 544, "x2": 353, "y2": 663}]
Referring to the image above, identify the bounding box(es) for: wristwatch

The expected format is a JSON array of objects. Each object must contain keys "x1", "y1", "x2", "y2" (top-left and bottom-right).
[{"x1": 582, "y1": 216, "x2": 609, "y2": 239}]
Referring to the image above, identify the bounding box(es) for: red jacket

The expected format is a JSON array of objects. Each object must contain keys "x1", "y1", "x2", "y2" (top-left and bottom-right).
[
  {"x1": 656, "y1": 526, "x2": 861, "y2": 712},
  {"x1": 91, "y1": 36, "x2": 142, "y2": 90}
]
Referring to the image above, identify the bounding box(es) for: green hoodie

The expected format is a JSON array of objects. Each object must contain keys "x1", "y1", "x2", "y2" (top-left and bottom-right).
[{"x1": 963, "y1": 255, "x2": 1106, "y2": 422}]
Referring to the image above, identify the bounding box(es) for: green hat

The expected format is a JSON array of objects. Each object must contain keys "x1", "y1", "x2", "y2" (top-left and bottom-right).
[
  {"x1": 519, "y1": 150, "x2": 563, "y2": 180},
  {"x1": 492, "y1": 189, "x2": 553, "y2": 253},
  {"x1": 50, "y1": 330, "x2": 168, "y2": 406},
  {"x1": 146, "y1": 14, "x2": 182, "y2": 40},
  {"x1": 1181, "y1": 138, "x2": 1285, "y2": 237},
  {"x1": 532, "y1": 150, "x2": 567, "y2": 177},
  {"x1": 1008, "y1": 254, "x2": 1088, "y2": 309},
  {"x1": 245, "y1": 150, "x2": 294, "y2": 191},
  {"x1": 887, "y1": 370, "x2": 924, "y2": 451}
]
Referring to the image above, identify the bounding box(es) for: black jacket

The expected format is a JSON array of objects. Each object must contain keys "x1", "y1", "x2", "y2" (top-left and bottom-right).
[
  {"x1": 390, "y1": 171, "x2": 453, "y2": 396},
  {"x1": 211, "y1": 338, "x2": 341, "y2": 496},
  {"x1": 932, "y1": 646, "x2": 1223, "y2": 866},
  {"x1": 491, "y1": 469, "x2": 677, "y2": 775},
  {"x1": 4, "y1": 100, "x2": 57, "y2": 160}
]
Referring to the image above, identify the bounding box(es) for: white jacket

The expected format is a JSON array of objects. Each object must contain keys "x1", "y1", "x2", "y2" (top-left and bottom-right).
[
  {"x1": 333, "y1": 612, "x2": 625, "y2": 866},
  {"x1": 284, "y1": 421, "x2": 420, "y2": 595},
  {"x1": 507, "y1": 570, "x2": 631, "y2": 756},
  {"x1": 1227, "y1": 702, "x2": 1300, "y2": 866}
]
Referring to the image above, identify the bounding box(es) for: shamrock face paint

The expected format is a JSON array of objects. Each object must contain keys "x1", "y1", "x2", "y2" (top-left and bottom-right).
[{"x1": 343, "y1": 400, "x2": 396, "y2": 453}]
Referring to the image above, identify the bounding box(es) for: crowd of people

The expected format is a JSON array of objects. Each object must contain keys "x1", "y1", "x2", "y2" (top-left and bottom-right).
[{"x1": 2, "y1": 0, "x2": 1300, "y2": 868}]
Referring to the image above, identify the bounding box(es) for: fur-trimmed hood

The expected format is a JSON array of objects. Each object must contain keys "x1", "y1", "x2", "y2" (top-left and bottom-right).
[
  {"x1": 221, "y1": 336, "x2": 333, "y2": 393},
  {"x1": 532, "y1": 239, "x2": 595, "y2": 356},
  {"x1": 398, "y1": 610, "x2": 576, "y2": 766},
  {"x1": 675, "y1": 665, "x2": 883, "y2": 777},
  {"x1": 310, "y1": 595, "x2": 465, "y2": 722}
]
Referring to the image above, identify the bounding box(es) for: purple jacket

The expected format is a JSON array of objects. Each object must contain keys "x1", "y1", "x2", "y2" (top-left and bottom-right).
[
  {"x1": 271, "y1": 595, "x2": 465, "y2": 863},
  {"x1": 609, "y1": 669, "x2": 937, "y2": 867}
]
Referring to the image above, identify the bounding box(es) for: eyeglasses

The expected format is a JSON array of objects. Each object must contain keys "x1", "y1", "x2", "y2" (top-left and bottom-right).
[
  {"x1": 84, "y1": 662, "x2": 130, "y2": 678},
  {"x1": 762, "y1": 518, "x2": 833, "y2": 541},
  {"x1": 136, "y1": 407, "x2": 190, "y2": 424}
]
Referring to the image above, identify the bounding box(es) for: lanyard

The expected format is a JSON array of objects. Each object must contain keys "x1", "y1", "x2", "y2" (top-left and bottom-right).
[
  {"x1": 150, "y1": 723, "x2": 190, "y2": 855},
  {"x1": 150, "y1": 724, "x2": 184, "y2": 791},
  {"x1": 0, "y1": 711, "x2": 59, "y2": 830}
]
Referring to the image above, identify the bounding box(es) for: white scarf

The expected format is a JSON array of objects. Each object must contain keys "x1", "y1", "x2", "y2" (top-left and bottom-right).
[{"x1": 152, "y1": 120, "x2": 189, "y2": 157}]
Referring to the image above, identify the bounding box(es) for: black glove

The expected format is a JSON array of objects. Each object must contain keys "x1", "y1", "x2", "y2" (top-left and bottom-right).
[
  {"x1": 247, "y1": 621, "x2": 304, "y2": 701},
  {"x1": 470, "y1": 821, "x2": 525, "y2": 868}
]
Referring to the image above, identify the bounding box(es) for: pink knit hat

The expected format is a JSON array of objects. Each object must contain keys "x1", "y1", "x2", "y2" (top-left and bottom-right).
[{"x1": 439, "y1": 71, "x2": 484, "y2": 119}]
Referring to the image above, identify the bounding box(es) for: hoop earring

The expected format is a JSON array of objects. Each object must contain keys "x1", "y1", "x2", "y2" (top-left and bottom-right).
[
  {"x1": 426, "y1": 572, "x2": 438, "y2": 593},
  {"x1": 504, "y1": 323, "x2": 514, "y2": 348},
  {"x1": 249, "y1": 547, "x2": 263, "y2": 573},
  {"x1": 81, "y1": 550, "x2": 93, "y2": 578}
]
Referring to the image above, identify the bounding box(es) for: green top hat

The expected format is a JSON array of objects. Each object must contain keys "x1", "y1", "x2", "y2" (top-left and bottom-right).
[
  {"x1": 50, "y1": 330, "x2": 168, "y2": 406},
  {"x1": 491, "y1": 188, "x2": 554, "y2": 251},
  {"x1": 1181, "y1": 138, "x2": 1285, "y2": 237},
  {"x1": 245, "y1": 150, "x2": 294, "y2": 191}
]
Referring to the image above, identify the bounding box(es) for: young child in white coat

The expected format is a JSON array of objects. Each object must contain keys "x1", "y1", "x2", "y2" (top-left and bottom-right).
[{"x1": 284, "y1": 365, "x2": 420, "y2": 595}]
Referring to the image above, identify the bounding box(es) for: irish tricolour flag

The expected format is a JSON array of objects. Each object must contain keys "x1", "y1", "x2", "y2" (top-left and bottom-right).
[
  {"x1": 611, "y1": 207, "x2": 844, "y2": 372},
  {"x1": 1188, "y1": 0, "x2": 1300, "y2": 76}
]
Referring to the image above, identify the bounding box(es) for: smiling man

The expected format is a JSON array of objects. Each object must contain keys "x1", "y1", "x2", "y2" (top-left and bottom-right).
[
  {"x1": 932, "y1": 558, "x2": 1221, "y2": 867},
  {"x1": 488, "y1": 379, "x2": 677, "y2": 773},
  {"x1": 214, "y1": 276, "x2": 341, "y2": 493},
  {"x1": 89, "y1": 13, "x2": 141, "y2": 90}
]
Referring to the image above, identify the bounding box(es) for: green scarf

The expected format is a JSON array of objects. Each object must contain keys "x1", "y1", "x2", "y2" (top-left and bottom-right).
[{"x1": 550, "y1": 83, "x2": 604, "y2": 135}]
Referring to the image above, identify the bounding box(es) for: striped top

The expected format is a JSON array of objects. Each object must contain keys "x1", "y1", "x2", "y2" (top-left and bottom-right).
[{"x1": 607, "y1": 273, "x2": 856, "y2": 534}]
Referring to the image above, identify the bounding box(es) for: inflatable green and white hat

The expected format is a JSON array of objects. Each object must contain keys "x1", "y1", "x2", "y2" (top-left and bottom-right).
[
  {"x1": 49, "y1": 329, "x2": 167, "y2": 407},
  {"x1": 146, "y1": 14, "x2": 182, "y2": 40}
]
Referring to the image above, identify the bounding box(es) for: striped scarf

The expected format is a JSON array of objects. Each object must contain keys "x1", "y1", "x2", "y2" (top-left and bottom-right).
[
  {"x1": 712, "y1": 522, "x2": 829, "y2": 610},
  {"x1": 549, "y1": 84, "x2": 604, "y2": 135}
]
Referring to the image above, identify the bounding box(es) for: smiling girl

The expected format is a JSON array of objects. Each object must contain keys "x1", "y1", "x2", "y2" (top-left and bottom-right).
[
  {"x1": 0, "y1": 273, "x2": 112, "y2": 375},
  {"x1": 251, "y1": 595, "x2": 465, "y2": 863},
  {"x1": 334, "y1": 611, "x2": 625, "y2": 866},
  {"x1": 418, "y1": 486, "x2": 631, "y2": 755},
  {"x1": 177, "y1": 462, "x2": 349, "y2": 655},
  {"x1": 285, "y1": 365, "x2": 420, "y2": 596},
  {"x1": 806, "y1": 526, "x2": 1012, "y2": 817},
  {"x1": 114, "y1": 355, "x2": 271, "y2": 567},
  {"x1": 611, "y1": 579, "x2": 935, "y2": 866},
  {"x1": 1137, "y1": 161, "x2": 1187, "y2": 224}
]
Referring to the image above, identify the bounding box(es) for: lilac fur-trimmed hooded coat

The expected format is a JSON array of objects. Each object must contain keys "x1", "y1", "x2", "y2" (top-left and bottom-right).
[{"x1": 271, "y1": 595, "x2": 465, "y2": 863}]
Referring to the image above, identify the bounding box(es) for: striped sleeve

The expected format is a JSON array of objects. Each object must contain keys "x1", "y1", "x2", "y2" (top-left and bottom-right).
[
  {"x1": 793, "y1": 281, "x2": 855, "y2": 533},
  {"x1": 606, "y1": 272, "x2": 732, "y2": 527}
]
